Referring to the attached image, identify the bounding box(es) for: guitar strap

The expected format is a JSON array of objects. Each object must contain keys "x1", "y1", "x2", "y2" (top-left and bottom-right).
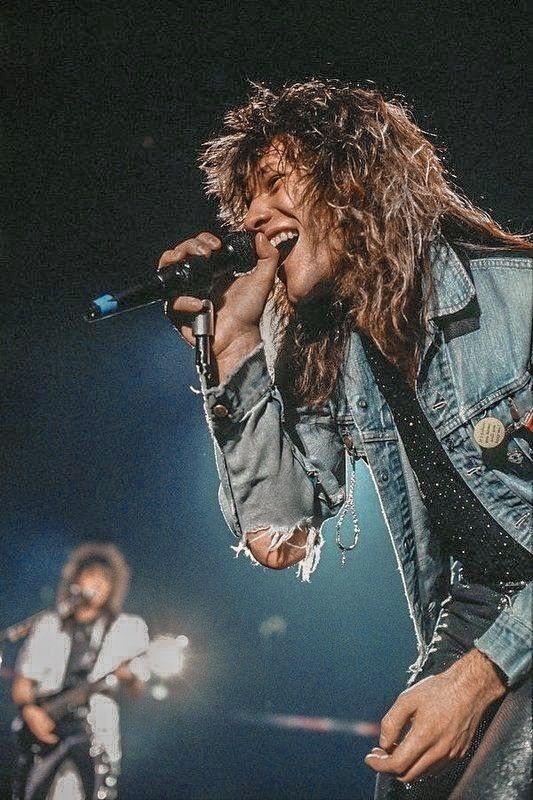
[
  {"x1": 64, "y1": 613, "x2": 113, "y2": 686},
  {"x1": 86, "y1": 615, "x2": 111, "y2": 672}
]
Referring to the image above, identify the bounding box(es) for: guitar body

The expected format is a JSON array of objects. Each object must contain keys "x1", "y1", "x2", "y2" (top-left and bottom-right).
[
  {"x1": 10, "y1": 692, "x2": 107, "y2": 800},
  {"x1": 12, "y1": 717, "x2": 53, "y2": 759},
  {"x1": 11, "y1": 650, "x2": 143, "y2": 788},
  {"x1": 11, "y1": 675, "x2": 111, "y2": 760},
  {"x1": 12, "y1": 695, "x2": 91, "y2": 759}
]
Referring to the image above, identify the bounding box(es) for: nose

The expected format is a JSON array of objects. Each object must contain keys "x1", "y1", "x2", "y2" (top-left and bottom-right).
[{"x1": 243, "y1": 195, "x2": 272, "y2": 232}]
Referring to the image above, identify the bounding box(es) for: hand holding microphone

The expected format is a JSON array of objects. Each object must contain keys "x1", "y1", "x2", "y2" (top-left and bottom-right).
[
  {"x1": 87, "y1": 229, "x2": 283, "y2": 384},
  {"x1": 86, "y1": 229, "x2": 277, "y2": 322},
  {"x1": 161, "y1": 231, "x2": 280, "y2": 380}
]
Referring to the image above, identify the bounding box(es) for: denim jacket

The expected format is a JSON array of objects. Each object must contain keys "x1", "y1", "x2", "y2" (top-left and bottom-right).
[{"x1": 204, "y1": 239, "x2": 532, "y2": 686}]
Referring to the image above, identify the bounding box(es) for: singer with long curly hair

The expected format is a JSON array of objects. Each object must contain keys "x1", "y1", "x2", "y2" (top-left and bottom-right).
[{"x1": 162, "y1": 79, "x2": 532, "y2": 798}]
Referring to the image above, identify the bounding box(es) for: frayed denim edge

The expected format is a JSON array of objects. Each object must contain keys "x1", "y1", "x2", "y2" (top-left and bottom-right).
[{"x1": 231, "y1": 521, "x2": 324, "y2": 583}]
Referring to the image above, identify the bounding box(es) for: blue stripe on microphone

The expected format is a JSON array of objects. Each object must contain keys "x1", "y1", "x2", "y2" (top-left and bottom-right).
[{"x1": 93, "y1": 294, "x2": 119, "y2": 316}]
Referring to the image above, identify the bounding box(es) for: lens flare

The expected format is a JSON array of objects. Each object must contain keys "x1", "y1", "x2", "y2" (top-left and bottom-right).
[{"x1": 148, "y1": 635, "x2": 188, "y2": 679}]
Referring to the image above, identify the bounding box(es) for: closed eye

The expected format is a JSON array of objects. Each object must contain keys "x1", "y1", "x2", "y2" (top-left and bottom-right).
[
  {"x1": 267, "y1": 173, "x2": 283, "y2": 191},
  {"x1": 243, "y1": 171, "x2": 284, "y2": 208}
]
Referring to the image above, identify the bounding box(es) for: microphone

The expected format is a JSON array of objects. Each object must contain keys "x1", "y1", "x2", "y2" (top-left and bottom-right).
[
  {"x1": 0, "y1": 586, "x2": 98, "y2": 643},
  {"x1": 56, "y1": 585, "x2": 97, "y2": 618},
  {"x1": 86, "y1": 231, "x2": 258, "y2": 322}
]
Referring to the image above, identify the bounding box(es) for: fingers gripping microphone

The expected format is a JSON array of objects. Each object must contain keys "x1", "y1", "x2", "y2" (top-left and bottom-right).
[{"x1": 86, "y1": 232, "x2": 257, "y2": 322}]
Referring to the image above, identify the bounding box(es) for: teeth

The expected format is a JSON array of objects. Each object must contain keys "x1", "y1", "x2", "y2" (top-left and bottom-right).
[{"x1": 269, "y1": 230, "x2": 298, "y2": 248}]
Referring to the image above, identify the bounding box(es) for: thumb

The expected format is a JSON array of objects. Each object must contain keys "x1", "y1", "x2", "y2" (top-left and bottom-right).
[
  {"x1": 254, "y1": 232, "x2": 280, "y2": 280},
  {"x1": 379, "y1": 696, "x2": 413, "y2": 752}
]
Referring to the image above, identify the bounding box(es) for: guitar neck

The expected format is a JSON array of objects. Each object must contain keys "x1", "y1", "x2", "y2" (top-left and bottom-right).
[
  {"x1": 41, "y1": 677, "x2": 109, "y2": 720},
  {"x1": 38, "y1": 647, "x2": 146, "y2": 721}
]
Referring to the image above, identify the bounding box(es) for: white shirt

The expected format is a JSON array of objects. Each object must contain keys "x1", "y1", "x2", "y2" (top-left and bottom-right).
[{"x1": 16, "y1": 610, "x2": 149, "y2": 765}]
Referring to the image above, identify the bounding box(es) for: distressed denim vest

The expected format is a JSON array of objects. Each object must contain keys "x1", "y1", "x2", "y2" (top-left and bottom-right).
[{"x1": 206, "y1": 240, "x2": 532, "y2": 684}]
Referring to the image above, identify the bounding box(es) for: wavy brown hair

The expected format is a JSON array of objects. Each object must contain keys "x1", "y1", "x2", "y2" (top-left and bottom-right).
[
  {"x1": 57, "y1": 542, "x2": 130, "y2": 620},
  {"x1": 201, "y1": 79, "x2": 531, "y2": 404}
]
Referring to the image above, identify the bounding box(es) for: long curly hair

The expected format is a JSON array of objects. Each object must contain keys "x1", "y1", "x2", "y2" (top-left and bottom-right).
[
  {"x1": 57, "y1": 542, "x2": 130, "y2": 619},
  {"x1": 200, "y1": 79, "x2": 531, "y2": 403}
]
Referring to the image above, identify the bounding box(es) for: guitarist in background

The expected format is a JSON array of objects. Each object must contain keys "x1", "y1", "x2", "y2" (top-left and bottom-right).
[{"x1": 11, "y1": 543, "x2": 149, "y2": 800}]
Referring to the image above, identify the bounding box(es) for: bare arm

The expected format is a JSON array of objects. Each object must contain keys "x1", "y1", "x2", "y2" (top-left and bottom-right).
[
  {"x1": 114, "y1": 663, "x2": 146, "y2": 698},
  {"x1": 12, "y1": 674, "x2": 58, "y2": 745},
  {"x1": 12, "y1": 674, "x2": 36, "y2": 707}
]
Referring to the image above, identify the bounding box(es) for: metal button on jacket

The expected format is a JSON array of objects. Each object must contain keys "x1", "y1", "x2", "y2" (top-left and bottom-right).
[
  {"x1": 342, "y1": 433, "x2": 354, "y2": 451},
  {"x1": 212, "y1": 404, "x2": 229, "y2": 418}
]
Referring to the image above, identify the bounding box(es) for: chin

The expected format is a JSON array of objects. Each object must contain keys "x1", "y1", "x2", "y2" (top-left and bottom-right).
[
  {"x1": 288, "y1": 285, "x2": 328, "y2": 307},
  {"x1": 286, "y1": 289, "x2": 302, "y2": 305},
  {"x1": 288, "y1": 293, "x2": 310, "y2": 307},
  {"x1": 284, "y1": 278, "x2": 313, "y2": 305}
]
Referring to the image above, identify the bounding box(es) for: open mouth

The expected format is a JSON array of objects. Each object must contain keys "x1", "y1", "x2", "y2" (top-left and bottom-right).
[{"x1": 272, "y1": 230, "x2": 299, "y2": 265}]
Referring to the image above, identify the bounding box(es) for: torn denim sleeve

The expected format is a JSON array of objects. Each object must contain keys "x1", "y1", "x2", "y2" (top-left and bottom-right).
[
  {"x1": 474, "y1": 579, "x2": 532, "y2": 685},
  {"x1": 204, "y1": 343, "x2": 346, "y2": 581}
]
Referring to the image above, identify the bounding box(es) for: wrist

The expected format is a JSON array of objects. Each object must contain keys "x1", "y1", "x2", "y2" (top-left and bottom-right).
[
  {"x1": 452, "y1": 648, "x2": 507, "y2": 704},
  {"x1": 215, "y1": 331, "x2": 262, "y2": 384}
]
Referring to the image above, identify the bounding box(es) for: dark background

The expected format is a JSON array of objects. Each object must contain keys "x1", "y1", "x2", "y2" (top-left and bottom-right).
[{"x1": 1, "y1": 2, "x2": 531, "y2": 799}]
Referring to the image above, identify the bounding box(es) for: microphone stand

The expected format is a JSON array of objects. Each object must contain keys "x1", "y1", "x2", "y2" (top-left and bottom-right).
[
  {"x1": 192, "y1": 300, "x2": 215, "y2": 392},
  {"x1": 0, "y1": 611, "x2": 48, "y2": 646},
  {"x1": 0, "y1": 591, "x2": 87, "y2": 668},
  {"x1": 0, "y1": 611, "x2": 48, "y2": 673}
]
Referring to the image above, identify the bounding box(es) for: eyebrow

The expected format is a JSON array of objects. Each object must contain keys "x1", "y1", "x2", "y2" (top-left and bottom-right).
[{"x1": 257, "y1": 163, "x2": 282, "y2": 178}]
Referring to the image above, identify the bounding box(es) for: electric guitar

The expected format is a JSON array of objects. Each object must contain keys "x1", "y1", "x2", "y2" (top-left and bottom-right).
[{"x1": 12, "y1": 651, "x2": 146, "y2": 756}]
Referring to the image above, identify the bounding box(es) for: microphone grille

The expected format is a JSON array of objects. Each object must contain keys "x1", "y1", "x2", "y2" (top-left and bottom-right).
[{"x1": 224, "y1": 231, "x2": 257, "y2": 273}]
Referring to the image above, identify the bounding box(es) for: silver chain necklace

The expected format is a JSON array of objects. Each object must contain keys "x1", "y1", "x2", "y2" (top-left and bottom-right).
[{"x1": 335, "y1": 462, "x2": 360, "y2": 565}]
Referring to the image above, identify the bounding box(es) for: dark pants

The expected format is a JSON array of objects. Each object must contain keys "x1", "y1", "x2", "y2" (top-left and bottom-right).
[
  {"x1": 375, "y1": 582, "x2": 532, "y2": 800},
  {"x1": 12, "y1": 729, "x2": 118, "y2": 800}
]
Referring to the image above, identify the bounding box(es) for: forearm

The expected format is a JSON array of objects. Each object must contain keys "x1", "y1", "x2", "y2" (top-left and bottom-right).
[
  {"x1": 13, "y1": 676, "x2": 58, "y2": 744},
  {"x1": 121, "y1": 673, "x2": 145, "y2": 698},
  {"x1": 212, "y1": 393, "x2": 323, "y2": 579},
  {"x1": 215, "y1": 330, "x2": 262, "y2": 385},
  {"x1": 208, "y1": 346, "x2": 322, "y2": 533},
  {"x1": 451, "y1": 648, "x2": 507, "y2": 704}
]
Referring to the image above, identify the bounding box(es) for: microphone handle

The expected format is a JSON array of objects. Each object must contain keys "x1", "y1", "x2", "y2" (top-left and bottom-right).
[
  {"x1": 86, "y1": 252, "x2": 238, "y2": 322},
  {"x1": 86, "y1": 273, "x2": 169, "y2": 321}
]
